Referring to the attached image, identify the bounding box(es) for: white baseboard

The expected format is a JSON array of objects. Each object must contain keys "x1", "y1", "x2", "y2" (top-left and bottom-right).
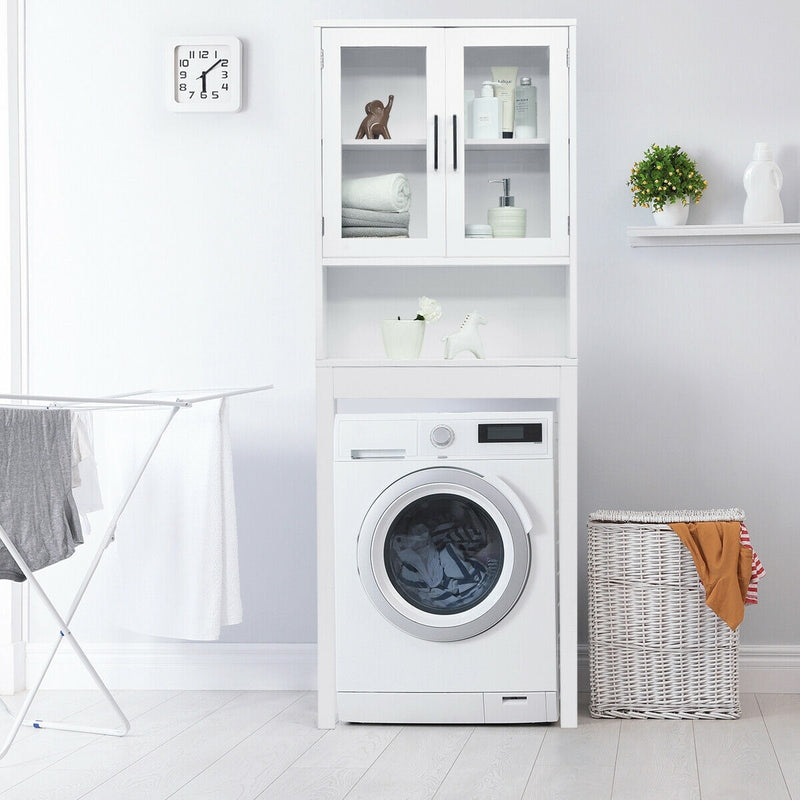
[
  {"x1": 26, "y1": 642, "x2": 317, "y2": 691},
  {"x1": 24, "y1": 642, "x2": 800, "y2": 694},
  {"x1": 578, "y1": 644, "x2": 800, "y2": 694}
]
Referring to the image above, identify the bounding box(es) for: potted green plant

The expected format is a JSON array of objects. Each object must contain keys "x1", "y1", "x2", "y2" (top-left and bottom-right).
[
  {"x1": 381, "y1": 296, "x2": 442, "y2": 359},
  {"x1": 627, "y1": 144, "x2": 707, "y2": 226}
]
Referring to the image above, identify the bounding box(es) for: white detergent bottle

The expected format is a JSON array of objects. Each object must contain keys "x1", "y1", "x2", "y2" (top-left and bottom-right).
[{"x1": 743, "y1": 142, "x2": 784, "y2": 224}]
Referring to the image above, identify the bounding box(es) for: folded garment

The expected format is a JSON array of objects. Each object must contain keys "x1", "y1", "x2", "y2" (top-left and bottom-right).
[
  {"x1": 342, "y1": 207, "x2": 410, "y2": 228},
  {"x1": 669, "y1": 521, "x2": 752, "y2": 630},
  {"x1": 341, "y1": 173, "x2": 411, "y2": 213},
  {"x1": 342, "y1": 226, "x2": 409, "y2": 238}
]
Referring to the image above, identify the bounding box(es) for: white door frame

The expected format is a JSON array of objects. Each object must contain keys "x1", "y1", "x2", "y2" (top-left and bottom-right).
[{"x1": 0, "y1": 0, "x2": 28, "y2": 695}]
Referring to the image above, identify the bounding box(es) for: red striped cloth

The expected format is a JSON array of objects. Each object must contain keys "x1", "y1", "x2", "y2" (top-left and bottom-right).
[{"x1": 740, "y1": 522, "x2": 765, "y2": 605}]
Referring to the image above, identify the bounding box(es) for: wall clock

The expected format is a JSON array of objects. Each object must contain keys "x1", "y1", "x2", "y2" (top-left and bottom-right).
[{"x1": 167, "y1": 36, "x2": 242, "y2": 112}]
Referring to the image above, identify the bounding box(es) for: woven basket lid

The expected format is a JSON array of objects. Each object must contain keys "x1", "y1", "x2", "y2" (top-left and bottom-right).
[{"x1": 589, "y1": 508, "x2": 745, "y2": 524}]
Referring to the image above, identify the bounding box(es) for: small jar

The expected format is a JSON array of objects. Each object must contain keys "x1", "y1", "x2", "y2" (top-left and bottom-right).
[{"x1": 465, "y1": 224, "x2": 493, "y2": 239}]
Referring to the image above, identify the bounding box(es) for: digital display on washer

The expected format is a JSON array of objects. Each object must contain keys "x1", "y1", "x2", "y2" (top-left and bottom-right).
[{"x1": 478, "y1": 423, "x2": 542, "y2": 444}]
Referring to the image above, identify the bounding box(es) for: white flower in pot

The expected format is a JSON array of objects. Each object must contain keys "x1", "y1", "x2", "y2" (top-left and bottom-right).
[{"x1": 381, "y1": 296, "x2": 442, "y2": 359}]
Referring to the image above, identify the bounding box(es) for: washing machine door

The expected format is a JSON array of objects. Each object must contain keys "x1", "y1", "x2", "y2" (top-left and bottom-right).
[{"x1": 357, "y1": 467, "x2": 532, "y2": 642}]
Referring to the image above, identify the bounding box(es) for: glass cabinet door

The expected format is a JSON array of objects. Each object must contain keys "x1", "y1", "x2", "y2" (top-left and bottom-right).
[
  {"x1": 444, "y1": 27, "x2": 570, "y2": 259},
  {"x1": 321, "y1": 28, "x2": 446, "y2": 258}
]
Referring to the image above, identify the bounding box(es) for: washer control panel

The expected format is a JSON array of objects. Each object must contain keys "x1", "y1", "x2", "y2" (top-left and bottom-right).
[
  {"x1": 335, "y1": 412, "x2": 553, "y2": 461},
  {"x1": 419, "y1": 413, "x2": 552, "y2": 459}
]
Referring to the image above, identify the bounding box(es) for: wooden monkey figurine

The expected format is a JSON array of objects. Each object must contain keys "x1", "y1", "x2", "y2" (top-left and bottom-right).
[{"x1": 355, "y1": 95, "x2": 394, "y2": 139}]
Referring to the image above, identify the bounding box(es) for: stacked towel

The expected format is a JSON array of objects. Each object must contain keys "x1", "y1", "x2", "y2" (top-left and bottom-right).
[{"x1": 341, "y1": 173, "x2": 411, "y2": 238}]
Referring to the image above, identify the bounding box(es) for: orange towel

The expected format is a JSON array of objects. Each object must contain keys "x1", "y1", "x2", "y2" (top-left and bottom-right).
[{"x1": 668, "y1": 521, "x2": 752, "y2": 630}]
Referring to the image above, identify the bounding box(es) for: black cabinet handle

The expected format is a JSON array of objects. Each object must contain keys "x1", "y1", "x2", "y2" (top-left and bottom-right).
[
  {"x1": 434, "y1": 114, "x2": 439, "y2": 171},
  {"x1": 452, "y1": 114, "x2": 458, "y2": 171}
]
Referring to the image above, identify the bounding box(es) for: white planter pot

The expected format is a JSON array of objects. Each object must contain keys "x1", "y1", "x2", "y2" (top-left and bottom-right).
[
  {"x1": 381, "y1": 319, "x2": 425, "y2": 359},
  {"x1": 652, "y1": 197, "x2": 690, "y2": 226}
]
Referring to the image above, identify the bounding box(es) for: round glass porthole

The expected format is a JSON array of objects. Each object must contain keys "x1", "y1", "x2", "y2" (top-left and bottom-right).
[{"x1": 383, "y1": 493, "x2": 504, "y2": 615}]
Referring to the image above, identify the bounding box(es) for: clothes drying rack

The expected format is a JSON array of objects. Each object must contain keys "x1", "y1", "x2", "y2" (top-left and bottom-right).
[{"x1": 0, "y1": 385, "x2": 272, "y2": 760}]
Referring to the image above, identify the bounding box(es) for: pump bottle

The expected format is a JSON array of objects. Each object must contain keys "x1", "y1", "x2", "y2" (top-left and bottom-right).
[{"x1": 487, "y1": 178, "x2": 527, "y2": 238}]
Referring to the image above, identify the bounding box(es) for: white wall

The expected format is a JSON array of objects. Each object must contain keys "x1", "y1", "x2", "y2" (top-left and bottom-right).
[
  {"x1": 18, "y1": 0, "x2": 800, "y2": 675},
  {"x1": 24, "y1": 0, "x2": 317, "y2": 648}
]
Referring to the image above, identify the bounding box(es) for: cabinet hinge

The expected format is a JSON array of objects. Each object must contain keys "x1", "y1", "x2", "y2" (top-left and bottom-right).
[
  {"x1": 567, "y1": 216, "x2": 571, "y2": 235},
  {"x1": 320, "y1": 49, "x2": 324, "y2": 69},
  {"x1": 566, "y1": 48, "x2": 570, "y2": 69},
  {"x1": 322, "y1": 217, "x2": 325, "y2": 236}
]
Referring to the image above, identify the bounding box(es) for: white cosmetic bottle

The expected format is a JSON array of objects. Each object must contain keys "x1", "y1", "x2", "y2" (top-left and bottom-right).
[
  {"x1": 514, "y1": 77, "x2": 537, "y2": 138},
  {"x1": 472, "y1": 81, "x2": 501, "y2": 139},
  {"x1": 487, "y1": 178, "x2": 527, "y2": 238}
]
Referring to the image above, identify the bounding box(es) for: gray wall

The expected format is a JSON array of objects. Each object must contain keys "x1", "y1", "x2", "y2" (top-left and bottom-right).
[{"x1": 23, "y1": 0, "x2": 800, "y2": 650}]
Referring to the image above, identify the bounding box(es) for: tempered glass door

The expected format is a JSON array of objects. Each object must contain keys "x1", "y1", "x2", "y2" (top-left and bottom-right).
[
  {"x1": 444, "y1": 27, "x2": 570, "y2": 259},
  {"x1": 321, "y1": 28, "x2": 446, "y2": 258}
]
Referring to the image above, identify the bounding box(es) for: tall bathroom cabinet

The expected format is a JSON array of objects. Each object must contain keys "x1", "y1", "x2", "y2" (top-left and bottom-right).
[{"x1": 314, "y1": 19, "x2": 578, "y2": 727}]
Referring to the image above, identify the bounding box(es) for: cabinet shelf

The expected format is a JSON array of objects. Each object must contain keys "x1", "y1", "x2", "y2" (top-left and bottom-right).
[
  {"x1": 342, "y1": 138, "x2": 426, "y2": 151},
  {"x1": 628, "y1": 223, "x2": 800, "y2": 247},
  {"x1": 341, "y1": 138, "x2": 550, "y2": 152},
  {"x1": 319, "y1": 357, "x2": 577, "y2": 368}
]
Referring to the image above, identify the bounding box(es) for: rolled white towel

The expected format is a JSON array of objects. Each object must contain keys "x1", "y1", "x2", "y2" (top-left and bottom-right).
[{"x1": 341, "y1": 173, "x2": 411, "y2": 213}]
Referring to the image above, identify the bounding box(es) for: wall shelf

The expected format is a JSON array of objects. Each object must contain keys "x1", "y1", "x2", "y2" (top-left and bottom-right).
[{"x1": 628, "y1": 223, "x2": 800, "y2": 247}]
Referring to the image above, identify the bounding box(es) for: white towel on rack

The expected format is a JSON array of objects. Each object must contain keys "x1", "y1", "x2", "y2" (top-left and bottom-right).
[{"x1": 97, "y1": 397, "x2": 241, "y2": 640}]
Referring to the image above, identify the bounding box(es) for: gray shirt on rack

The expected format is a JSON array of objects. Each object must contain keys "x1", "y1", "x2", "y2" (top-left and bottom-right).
[{"x1": 0, "y1": 408, "x2": 83, "y2": 581}]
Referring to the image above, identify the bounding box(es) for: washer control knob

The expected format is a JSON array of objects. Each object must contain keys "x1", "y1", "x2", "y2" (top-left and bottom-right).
[{"x1": 430, "y1": 424, "x2": 455, "y2": 449}]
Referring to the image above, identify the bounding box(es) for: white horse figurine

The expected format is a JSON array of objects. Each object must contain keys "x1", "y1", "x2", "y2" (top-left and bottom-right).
[{"x1": 442, "y1": 312, "x2": 487, "y2": 359}]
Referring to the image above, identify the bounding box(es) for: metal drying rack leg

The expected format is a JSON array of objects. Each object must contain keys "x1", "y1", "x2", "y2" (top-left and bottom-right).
[{"x1": 0, "y1": 404, "x2": 181, "y2": 761}]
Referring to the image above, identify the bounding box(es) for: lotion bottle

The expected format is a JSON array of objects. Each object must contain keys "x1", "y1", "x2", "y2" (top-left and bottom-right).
[
  {"x1": 472, "y1": 81, "x2": 501, "y2": 139},
  {"x1": 487, "y1": 178, "x2": 527, "y2": 238},
  {"x1": 743, "y1": 142, "x2": 784, "y2": 224},
  {"x1": 514, "y1": 77, "x2": 537, "y2": 138}
]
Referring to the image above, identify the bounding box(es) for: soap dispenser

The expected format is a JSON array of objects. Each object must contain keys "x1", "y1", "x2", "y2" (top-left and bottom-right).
[
  {"x1": 472, "y1": 81, "x2": 502, "y2": 139},
  {"x1": 487, "y1": 178, "x2": 527, "y2": 238}
]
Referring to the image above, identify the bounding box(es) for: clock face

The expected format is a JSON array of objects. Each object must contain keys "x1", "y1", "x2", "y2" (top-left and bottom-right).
[{"x1": 168, "y1": 37, "x2": 242, "y2": 112}]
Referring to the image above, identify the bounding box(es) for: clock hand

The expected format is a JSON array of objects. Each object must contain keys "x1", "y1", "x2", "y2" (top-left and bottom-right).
[
  {"x1": 196, "y1": 71, "x2": 208, "y2": 94},
  {"x1": 204, "y1": 59, "x2": 223, "y2": 74}
]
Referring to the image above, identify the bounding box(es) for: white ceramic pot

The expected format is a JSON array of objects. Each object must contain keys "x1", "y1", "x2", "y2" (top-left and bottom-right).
[
  {"x1": 652, "y1": 197, "x2": 690, "y2": 226},
  {"x1": 381, "y1": 319, "x2": 425, "y2": 359}
]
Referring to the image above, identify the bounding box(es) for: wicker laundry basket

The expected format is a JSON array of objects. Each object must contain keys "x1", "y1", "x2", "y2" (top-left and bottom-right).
[{"x1": 588, "y1": 509, "x2": 742, "y2": 720}]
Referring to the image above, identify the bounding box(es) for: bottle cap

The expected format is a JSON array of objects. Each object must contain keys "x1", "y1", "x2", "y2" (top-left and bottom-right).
[
  {"x1": 753, "y1": 142, "x2": 773, "y2": 161},
  {"x1": 520, "y1": 76, "x2": 532, "y2": 85}
]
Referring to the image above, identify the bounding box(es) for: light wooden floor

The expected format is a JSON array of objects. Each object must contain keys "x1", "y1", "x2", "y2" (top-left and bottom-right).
[{"x1": 0, "y1": 690, "x2": 798, "y2": 799}]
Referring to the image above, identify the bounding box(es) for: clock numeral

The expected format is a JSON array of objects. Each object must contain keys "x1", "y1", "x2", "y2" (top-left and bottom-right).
[
  {"x1": 200, "y1": 92, "x2": 207, "y2": 99},
  {"x1": 188, "y1": 50, "x2": 195, "y2": 59},
  {"x1": 179, "y1": 58, "x2": 190, "y2": 67},
  {"x1": 179, "y1": 83, "x2": 187, "y2": 92},
  {"x1": 179, "y1": 70, "x2": 187, "y2": 79},
  {"x1": 212, "y1": 91, "x2": 219, "y2": 99},
  {"x1": 199, "y1": 50, "x2": 209, "y2": 58},
  {"x1": 220, "y1": 59, "x2": 229, "y2": 67},
  {"x1": 221, "y1": 70, "x2": 228, "y2": 78},
  {"x1": 221, "y1": 83, "x2": 229, "y2": 91}
]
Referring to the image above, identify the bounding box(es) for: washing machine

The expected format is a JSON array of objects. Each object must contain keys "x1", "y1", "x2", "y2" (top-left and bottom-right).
[{"x1": 333, "y1": 411, "x2": 558, "y2": 724}]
